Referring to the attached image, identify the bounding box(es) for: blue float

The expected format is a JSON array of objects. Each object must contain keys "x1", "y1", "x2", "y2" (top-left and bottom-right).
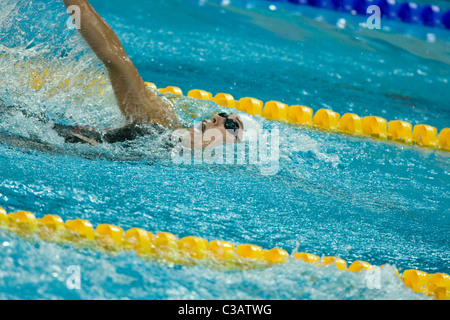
[
  {"x1": 307, "y1": 0, "x2": 320, "y2": 7},
  {"x1": 376, "y1": 0, "x2": 399, "y2": 19},
  {"x1": 307, "y1": 0, "x2": 336, "y2": 8},
  {"x1": 421, "y1": 5, "x2": 441, "y2": 27},
  {"x1": 328, "y1": 0, "x2": 343, "y2": 10},
  {"x1": 396, "y1": 2, "x2": 422, "y2": 23},
  {"x1": 341, "y1": 0, "x2": 355, "y2": 13},
  {"x1": 353, "y1": 0, "x2": 368, "y2": 15},
  {"x1": 287, "y1": 0, "x2": 309, "y2": 5},
  {"x1": 442, "y1": 10, "x2": 450, "y2": 29},
  {"x1": 319, "y1": 0, "x2": 339, "y2": 9}
]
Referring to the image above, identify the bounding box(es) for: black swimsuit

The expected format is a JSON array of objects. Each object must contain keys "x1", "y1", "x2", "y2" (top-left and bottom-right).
[{"x1": 53, "y1": 122, "x2": 169, "y2": 145}]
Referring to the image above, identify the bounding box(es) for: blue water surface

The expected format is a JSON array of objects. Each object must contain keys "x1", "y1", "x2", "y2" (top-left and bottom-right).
[{"x1": 0, "y1": 0, "x2": 448, "y2": 300}]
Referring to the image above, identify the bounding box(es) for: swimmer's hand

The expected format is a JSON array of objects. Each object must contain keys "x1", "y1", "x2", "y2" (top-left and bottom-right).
[{"x1": 71, "y1": 132, "x2": 100, "y2": 146}]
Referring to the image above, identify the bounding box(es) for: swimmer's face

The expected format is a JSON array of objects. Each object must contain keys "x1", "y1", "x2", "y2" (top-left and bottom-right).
[{"x1": 184, "y1": 113, "x2": 244, "y2": 149}]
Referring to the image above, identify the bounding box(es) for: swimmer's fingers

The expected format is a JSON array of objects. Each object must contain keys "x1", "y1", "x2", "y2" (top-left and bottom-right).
[{"x1": 71, "y1": 132, "x2": 100, "y2": 146}]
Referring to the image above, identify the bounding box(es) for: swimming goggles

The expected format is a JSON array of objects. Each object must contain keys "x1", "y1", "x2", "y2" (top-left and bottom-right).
[{"x1": 217, "y1": 112, "x2": 241, "y2": 142}]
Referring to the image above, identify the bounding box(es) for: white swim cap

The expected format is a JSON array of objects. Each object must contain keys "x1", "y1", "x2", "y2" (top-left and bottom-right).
[{"x1": 239, "y1": 114, "x2": 261, "y2": 142}]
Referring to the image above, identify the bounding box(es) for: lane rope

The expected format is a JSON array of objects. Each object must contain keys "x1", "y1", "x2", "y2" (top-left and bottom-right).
[
  {"x1": 1, "y1": 208, "x2": 449, "y2": 299},
  {"x1": 261, "y1": 0, "x2": 450, "y2": 30},
  {"x1": 149, "y1": 83, "x2": 450, "y2": 153}
]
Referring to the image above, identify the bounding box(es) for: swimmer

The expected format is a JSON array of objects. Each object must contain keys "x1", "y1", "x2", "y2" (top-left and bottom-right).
[{"x1": 60, "y1": 0, "x2": 260, "y2": 149}]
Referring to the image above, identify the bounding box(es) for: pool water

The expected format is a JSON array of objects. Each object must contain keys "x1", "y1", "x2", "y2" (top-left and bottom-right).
[{"x1": 0, "y1": 0, "x2": 448, "y2": 300}]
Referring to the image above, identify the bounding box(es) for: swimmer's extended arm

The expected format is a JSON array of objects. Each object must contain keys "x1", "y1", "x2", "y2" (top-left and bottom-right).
[{"x1": 63, "y1": 0, "x2": 179, "y2": 128}]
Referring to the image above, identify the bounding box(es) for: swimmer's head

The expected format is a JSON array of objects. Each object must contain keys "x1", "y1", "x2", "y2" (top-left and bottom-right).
[{"x1": 183, "y1": 112, "x2": 260, "y2": 149}]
